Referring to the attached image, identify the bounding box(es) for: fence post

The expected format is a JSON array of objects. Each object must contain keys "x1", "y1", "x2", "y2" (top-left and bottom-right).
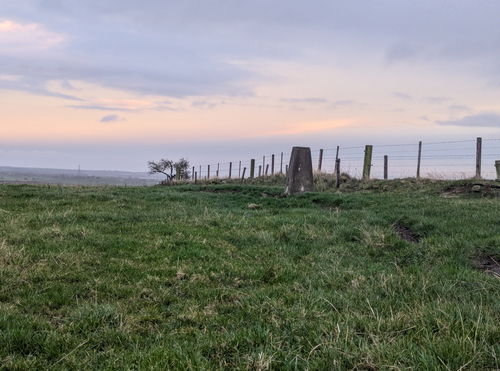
[
  {"x1": 216, "y1": 163, "x2": 219, "y2": 178},
  {"x1": 334, "y1": 146, "x2": 340, "y2": 174},
  {"x1": 207, "y1": 165, "x2": 210, "y2": 180},
  {"x1": 229, "y1": 162, "x2": 232, "y2": 179},
  {"x1": 362, "y1": 145, "x2": 373, "y2": 180},
  {"x1": 250, "y1": 159, "x2": 255, "y2": 178},
  {"x1": 241, "y1": 167, "x2": 246, "y2": 183},
  {"x1": 417, "y1": 141, "x2": 422, "y2": 179},
  {"x1": 318, "y1": 149, "x2": 323, "y2": 171},
  {"x1": 335, "y1": 159, "x2": 341, "y2": 189},
  {"x1": 271, "y1": 154, "x2": 275, "y2": 175},
  {"x1": 280, "y1": 152, "x2": 283, "y2": 174},
  {"x1": 192, "y1": 166, "x2": 195, "y2": 181},
  {"x1": 258, "y1": 165, "x2": 262, "y2": 177},
  {"x1": 262, "y1": 156, "x2": 265, "y2": 174},
  {"x1": 286, "y1": 165, "x2": 289, "y2": 176},
  {"x1": 384, "y1": 155, "x2": 388, "y2": 180},
  {"x1": 265, "y1": 164, "x2": 269, "y2": 175},
  {"x1": 476, "y1": 137, "x2": 482, "y2": 179}
]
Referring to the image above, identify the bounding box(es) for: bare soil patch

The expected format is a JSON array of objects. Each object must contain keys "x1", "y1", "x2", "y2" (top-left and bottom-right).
[
  {"x1": 393, "y1": 223, "x2": 420, "y2": 243},
  {"x1": 442, "y1": 183, "x2": 500, "y2": 198},
  {"x1": 473, "y1": 255, "x2": 500, "y2": 277}
]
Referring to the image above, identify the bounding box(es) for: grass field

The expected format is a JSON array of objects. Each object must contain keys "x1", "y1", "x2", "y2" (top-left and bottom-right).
[{"x1": 0, "y1": 181, "x2": 499, "y2": 370}]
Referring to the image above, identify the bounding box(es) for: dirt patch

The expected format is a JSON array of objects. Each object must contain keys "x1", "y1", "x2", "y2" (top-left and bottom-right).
[
  {"x1": 393, "y1": 223, "x2": 421, "y2": 243},
  {"x1": 442, "y1": 183, "x2": 500, "y2": 198},
  {"x1": 473, "y1": 255, "x2": 500, "y2": 277}
]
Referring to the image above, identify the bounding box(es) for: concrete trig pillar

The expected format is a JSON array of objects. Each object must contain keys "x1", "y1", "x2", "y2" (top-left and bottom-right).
[{"x1": 284, "y1": 146, "x2": 314, "y2": 195}]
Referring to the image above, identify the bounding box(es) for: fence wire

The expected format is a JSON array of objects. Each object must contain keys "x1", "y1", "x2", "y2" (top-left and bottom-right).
[{"x1": 192, "y1": 138, "x2": 499, "y2": 180}]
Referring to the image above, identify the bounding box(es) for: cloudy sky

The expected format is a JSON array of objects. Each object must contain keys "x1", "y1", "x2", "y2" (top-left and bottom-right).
[{"x1": 1, "y1": 0, "x2": 500, "y2": 171}]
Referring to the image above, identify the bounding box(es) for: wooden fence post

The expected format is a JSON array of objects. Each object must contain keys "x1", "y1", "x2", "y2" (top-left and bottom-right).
[
  {"x1": 241, "y1": 167, "x2": 246, "y2": 182},
  {"x1": 318, "y1": 149, "x2": 323, "y2": 171},
  {"x1": 417, "y1": 141, "x2": 422, "y2": 179},
  {"x1": 258, "y1": 165, "x2": 262, "y2": 177},
  {"x1": 250, "y1": 159, "x2": 255, "y2": 178},
  {"x1": 207, "y1": 165, "x2": 210, "y2": 180},
  {"x1": 335, "y1": 159, "x2": 341, "y2": 189},
  {"x1": 271, "y1": 154, "x2": 275, "y2": 175},
  {"x1": 262, "y1": 156, "x2": 265, "y2": 174},
  {"x1": 476, "y1": 137, "x2": 482, "y2": 179},
  {"x1": 362, "y1": 145, "x2": 373, "y2": 180},
  {"x1": 334, "y1": 146, "x2": 340, "y2": 174},
  {"x1": 192, "y1": 166, "x2": 195, "y2": 181},
  {"x1": 194, "y1": 171, "x2": 198, "y2": 184},
  {"x1": 265, "y1": 164, "x2": 269, "y2": 175},
  {"x1": 280, "y1": 152, "x2": 283, "y2": 174},
  {"x1": 384, "y1": 155, "x2": 388, "y2": 180},
  {"x1": 216, "y1": 163, "x2": 219, "y2": 178}
]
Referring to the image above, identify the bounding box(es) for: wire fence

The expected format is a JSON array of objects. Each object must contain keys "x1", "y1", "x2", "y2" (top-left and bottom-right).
[{"x1": 191, "y1": 137, "x2": 500, "y2": 181}]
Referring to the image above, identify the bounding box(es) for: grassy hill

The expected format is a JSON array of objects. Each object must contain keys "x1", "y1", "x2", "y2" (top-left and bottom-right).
[{"x1": 0, "y1": 181, "x2": 499, "y2": 369}]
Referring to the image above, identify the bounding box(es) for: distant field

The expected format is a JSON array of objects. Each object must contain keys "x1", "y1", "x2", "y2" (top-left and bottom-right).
[
  {"x1": 0, "y1": 166, "x2": 161, "y2": 186},
  {"x1": 0, "y1": 181, "x2": 499, "y2": 369}
]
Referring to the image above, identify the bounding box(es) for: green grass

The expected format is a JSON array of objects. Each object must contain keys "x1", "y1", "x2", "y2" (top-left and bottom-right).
[{"x1": 0, "y1": 182, "x2": 499, "y2": 370}]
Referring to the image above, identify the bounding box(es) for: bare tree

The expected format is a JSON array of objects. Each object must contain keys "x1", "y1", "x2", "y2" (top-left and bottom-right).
[
  {"x1": 148, "y1": 159, "x2": 174, "y2": 181},
  {"x1": 148, "y1": 158, "x2": 190, "y2": 182},
  {"x1": 175, "y1": 158, "x2": 190, "y2": 180}
]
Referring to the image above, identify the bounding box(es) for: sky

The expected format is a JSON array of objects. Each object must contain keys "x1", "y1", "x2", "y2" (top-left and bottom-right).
[{"x1": 1, "y1": 0, "x2": 500, "y2": 172}]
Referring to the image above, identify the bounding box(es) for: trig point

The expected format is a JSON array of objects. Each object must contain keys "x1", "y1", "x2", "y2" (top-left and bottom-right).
[{"x1": 284, "y1": 146, "x2": 314, "y2": 195}]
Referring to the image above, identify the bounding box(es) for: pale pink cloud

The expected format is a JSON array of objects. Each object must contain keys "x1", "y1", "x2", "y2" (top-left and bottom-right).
[
  {"x1": 270, "y1": 119, "x2": 355, "y2": 136},
  {"x1": 0, "y1": 19, "x2": 65, "y2": 53}
]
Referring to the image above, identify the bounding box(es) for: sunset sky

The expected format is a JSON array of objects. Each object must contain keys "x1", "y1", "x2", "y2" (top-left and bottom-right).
[{"x1": 1, "y1": 0, "x2": 500, "y2": 171}]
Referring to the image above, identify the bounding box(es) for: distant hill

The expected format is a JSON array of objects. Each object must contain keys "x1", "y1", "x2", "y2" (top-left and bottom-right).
[{"x1": 0, "y1": 166, "x2": 163, "y2": 186}]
